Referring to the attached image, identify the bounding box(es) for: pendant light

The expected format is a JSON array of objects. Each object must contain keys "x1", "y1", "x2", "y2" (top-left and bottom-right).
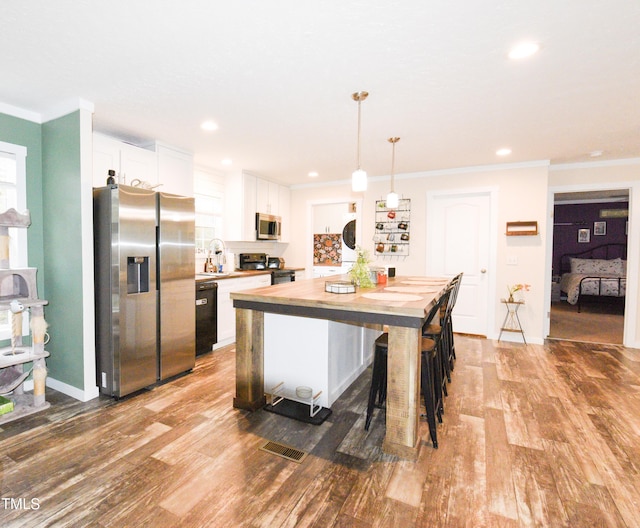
[
  {"x1": 386, "y1": 137, "x2": 400, "y2": 208},
  {"x1": 351, "y1": 91, "x2": 369, "y2": 192}
]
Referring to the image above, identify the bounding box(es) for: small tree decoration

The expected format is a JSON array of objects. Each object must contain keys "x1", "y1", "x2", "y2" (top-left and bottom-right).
[{"x1": 349, "y1": 246, "x2": 375, "y2": 288}]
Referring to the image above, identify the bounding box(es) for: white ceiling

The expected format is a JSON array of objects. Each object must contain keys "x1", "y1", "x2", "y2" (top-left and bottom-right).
[{"x1": 2, "y1": 1, "x2": 639, "y2": 186}]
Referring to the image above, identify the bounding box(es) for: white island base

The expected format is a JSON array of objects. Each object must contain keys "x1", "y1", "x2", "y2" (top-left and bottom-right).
[{"x1": 263, "y1": 313, "x2": 381, "y2": 409}]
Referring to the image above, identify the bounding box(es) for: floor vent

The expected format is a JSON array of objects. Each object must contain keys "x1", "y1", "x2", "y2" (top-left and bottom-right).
[{"x1": 259, "y1": 440, "x2": 308, "y2": 463}]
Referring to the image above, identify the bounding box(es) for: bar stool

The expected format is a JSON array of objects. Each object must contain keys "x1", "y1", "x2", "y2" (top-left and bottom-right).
[
  {"x1": 364, "y1": 292, "x2": 450, "y2": 448},
  {"x1": 364, "y1": 332, "x2": 442, "y2": 448},
  {"x1": 364, "y1": 332, "x2": 388, "y2": 431},
  {"x1": 446, "y1": 272, "x2": 463, "y2": 368},
  {"x1": 420, "y1": 290, "x2": 451, "y2": 447},
  {"x1": 420, "y1": 335, "x2": 441, "y2": 448},
  {"x1": 423, "y1": 274, "x2": 462, "y2": 385}
]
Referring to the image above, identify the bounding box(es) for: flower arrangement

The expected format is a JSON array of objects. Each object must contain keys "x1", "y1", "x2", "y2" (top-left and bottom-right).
[
  {"x1": 348, "y1": 246, "x2": 375, "y2": 288},
  {"x1": 507, "y1": 283, "x2": 530, "y2": 302}
]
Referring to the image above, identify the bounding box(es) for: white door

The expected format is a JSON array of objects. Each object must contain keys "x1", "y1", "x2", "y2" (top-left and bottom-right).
[{"x1": 426, "y1": 190, "x2": 493, "y2": 336}]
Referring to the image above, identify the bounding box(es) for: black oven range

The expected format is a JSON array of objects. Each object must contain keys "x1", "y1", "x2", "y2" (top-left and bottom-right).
[{"x1": 237, "y1": 253, "x2": 295, "y2": 285}]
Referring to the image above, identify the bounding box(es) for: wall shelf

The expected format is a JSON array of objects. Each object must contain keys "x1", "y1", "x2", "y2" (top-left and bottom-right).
[
  {"x1": 374, "y1": 199, "x2": 411, "y2": 257},
  {"x1": 506, "y1": 221, "x2": 538, "y2": 236}
]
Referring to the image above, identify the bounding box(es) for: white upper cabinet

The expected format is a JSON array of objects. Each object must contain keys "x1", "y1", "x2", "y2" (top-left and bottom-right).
[
  {"x1": 224, "y1": 171, "x2": 290, "y2": 242},
  {"x1": 120, "y1": 142, "x2": 158, "y2": 187},
  {"x1": 92, "y1": 134, "x2": 121, "y2": 187},
  {"x1": 92, "y1": 133, "x2": 157, "y2": 188},
  {"x1": 223, "y1": 171, "x2": 257, "y2": 241},
  {"x1": 313, "y1": 202, "x2": 348, "y2": 234},
  {"x1": 278, "y1": 185, "x2": 290, "y2": 243},
  {"x1": 92, "y1": 134, "x2": 194, "y2": 197},
  {"x1": 156, "y1": 144, "x2": 194, "y2": 197},
  {"x1": 256, "y1": 177, "x2": 279, "y2": 215}
]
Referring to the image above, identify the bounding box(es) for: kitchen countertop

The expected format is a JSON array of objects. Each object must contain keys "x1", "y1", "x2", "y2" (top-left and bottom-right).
[
  {"x1": 230, "y1": 274, "x2": 448, "y2": 323},
  {"x1": 195, "y1": 268, "x2": 304, "y2": 281}
]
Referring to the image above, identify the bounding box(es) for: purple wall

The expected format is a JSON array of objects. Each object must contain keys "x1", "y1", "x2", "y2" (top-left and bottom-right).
[{"x1": 552, "y1": 201, "x2": 628, "y2": 276}]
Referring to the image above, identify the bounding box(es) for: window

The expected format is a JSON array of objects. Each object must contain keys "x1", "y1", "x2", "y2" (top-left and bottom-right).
[
  {"x1": 195, "y1": 193, "x2": 223, "y2": 254},
  {"x1": 193, "y1": 169, "x2": 225, "y2": 255},
  {"x1": 0, "y1": 141, "x2": 28, "y2": 340}
]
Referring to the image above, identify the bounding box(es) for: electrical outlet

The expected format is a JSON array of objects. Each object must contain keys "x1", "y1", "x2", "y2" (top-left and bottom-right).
[
  {"x1": 101, "y1": 372, "x2": 107, "y2": 388},
  {"x1": 507, "y1": 255, "x2": 518, "y2": 265}
]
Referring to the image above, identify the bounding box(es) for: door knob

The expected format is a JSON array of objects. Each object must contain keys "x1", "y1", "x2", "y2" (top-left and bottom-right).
[{"x1": 481, "y1": 268, "x2": 487, "y2": 273}]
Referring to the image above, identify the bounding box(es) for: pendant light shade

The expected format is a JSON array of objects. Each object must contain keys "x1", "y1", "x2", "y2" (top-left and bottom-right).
[
  {"x1": 386, "y1": 191, "x2": 399, "y2": 209},
  {"x1": 352, "y1": 169, "x2": 367, "y2": 193},
  {"x1": 351, "y1": 91, "x2": 368, "y2": 192},
  {"x1": 386, "y1": 137, "x2": 400, "y2": 208}
]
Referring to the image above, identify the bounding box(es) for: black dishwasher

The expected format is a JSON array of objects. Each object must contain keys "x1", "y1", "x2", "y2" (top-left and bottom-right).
[{"x1": 196, "y1": 280, "x2": 218, "y2": 356}]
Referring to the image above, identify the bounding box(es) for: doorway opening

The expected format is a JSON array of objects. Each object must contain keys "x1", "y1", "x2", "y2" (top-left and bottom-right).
[
  {"x1": 549, "y1": 189, "x2": 628, "y2": 344},
  {"x1": 309, "y1": 200, "x2": 362, "y2": 278}
]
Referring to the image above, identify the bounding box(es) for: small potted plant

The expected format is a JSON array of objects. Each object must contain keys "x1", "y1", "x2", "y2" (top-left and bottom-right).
[
  {"x1": 507, "y1": 283, "x2": 530, "y2": 302},
  {"x1": 349, "y1": 246, "x2": 375, "y2": 288}
]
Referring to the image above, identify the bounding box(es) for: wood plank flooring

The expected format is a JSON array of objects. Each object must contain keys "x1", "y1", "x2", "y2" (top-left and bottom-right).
[{"x1": 1, "y1": 336, "x2": 640, "y2": 527}]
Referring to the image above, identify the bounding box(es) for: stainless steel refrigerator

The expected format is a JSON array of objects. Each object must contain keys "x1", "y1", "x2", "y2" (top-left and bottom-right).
[{"x1": 94, "y1": 185, "x2": 195, "y2": 397}]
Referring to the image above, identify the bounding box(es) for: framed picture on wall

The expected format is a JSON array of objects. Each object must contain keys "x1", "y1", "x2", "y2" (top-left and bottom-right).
[
  {"x1": 578, "y1": 228, "x2": 590, "y2": 243},
  {"x1": 594, "y1": 221, "x2": 606, "y2": 236}
]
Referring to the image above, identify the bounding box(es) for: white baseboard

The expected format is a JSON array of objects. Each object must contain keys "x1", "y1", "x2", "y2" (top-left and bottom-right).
[
  {"x1": 46, "y1": 377, "x2": 99, "y2": 402},
  {"x1": 212, "y1": 337, "x2": 235, "y2": 350}
]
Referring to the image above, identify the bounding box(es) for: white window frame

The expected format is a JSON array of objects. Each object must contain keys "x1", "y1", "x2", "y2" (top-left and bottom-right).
[{"x1": 0, "y1": 141, "x2": 28, "y2": 340}]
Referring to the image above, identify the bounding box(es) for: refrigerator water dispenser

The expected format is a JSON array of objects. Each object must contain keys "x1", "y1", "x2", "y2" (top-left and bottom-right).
[{"x1": 127, "y1": 256, "x2": 149, "y2": 293}]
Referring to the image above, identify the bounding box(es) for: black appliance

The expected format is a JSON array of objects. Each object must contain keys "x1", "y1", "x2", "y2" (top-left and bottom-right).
[
  {"x1": 267, "y1": 256, "x2": 294, "y2": 284},
  {"x1": 196, "y1": 280, "x2": 217, "y2": 355},
  {"x1": 271, "y1": 269, "x2": 295, "y2": 285},
  {"x1": 239, "y1": 253, "x2": 294, "y2": 284},
  {"x1": 238, "y1": 253, "x2": 267, "y2": 270},
  {"x1": 267, "y1": 256, "x2": 285, "y2": 269}
]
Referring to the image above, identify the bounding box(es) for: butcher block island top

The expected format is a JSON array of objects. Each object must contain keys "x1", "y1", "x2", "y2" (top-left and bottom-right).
[
  {"x1": 231, "y1": 275, "x2": 449, "y2": 460},
  {"x1": 231, "y1": 275, "x2": 448, "y2": 327}
]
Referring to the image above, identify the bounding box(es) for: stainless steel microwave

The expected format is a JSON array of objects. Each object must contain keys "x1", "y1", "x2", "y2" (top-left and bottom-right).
[{"x1": 256, "y1": 212, "x2": 281, "y2": 240}]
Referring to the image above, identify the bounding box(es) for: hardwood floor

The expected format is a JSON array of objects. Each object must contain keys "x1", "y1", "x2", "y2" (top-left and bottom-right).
[{"x1": 1, "y1": 336, "x2": 640, "y2": 527}]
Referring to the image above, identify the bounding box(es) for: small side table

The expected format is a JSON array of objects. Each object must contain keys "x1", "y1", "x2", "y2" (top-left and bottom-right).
[{"x1": 498, "y1": 299, "x2": 526, "y2": 344}]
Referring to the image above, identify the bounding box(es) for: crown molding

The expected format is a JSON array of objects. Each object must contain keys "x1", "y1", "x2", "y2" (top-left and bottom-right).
[
  {"x1": 0, "y1": 102, "x2": 42, "y2": 123},
  {"x1": 41, "y1": 98, "x2": 94, "y2": 123},
  {"x1": 550, "y1": 157, "x2": 640, "y2": 171},
  {"x1": 291, "y1": 159, "x2": 551, "y2": 190},
  {"x1": 0, "y1": 97, "x2": 94, "y2": 124}
]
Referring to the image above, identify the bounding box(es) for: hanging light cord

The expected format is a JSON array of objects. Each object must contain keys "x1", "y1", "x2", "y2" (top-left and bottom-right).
[
  {"x1": 388, "y1": 137, "x2": 400, "y2": 192},
  {"x1": 356, "y1": 98, "x2": 362, "y2": 169},
  {"x1": 352, "y1": 91, "x2": 368, "y2": 170},
  {"x1": 390, "y1": 140, "x2": 396, "y2": 191}
]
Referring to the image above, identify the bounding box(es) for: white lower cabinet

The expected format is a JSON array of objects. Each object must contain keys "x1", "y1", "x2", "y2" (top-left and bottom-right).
[
  {"x1": 214, "y1": 274, "x2": 272, "y2": 347},
  {"x1": 263, "y1": 314, "x2": 379, "y2": 408},
  {"x1": 313, "y1": 266, "x2": 344, "y2": 278}
]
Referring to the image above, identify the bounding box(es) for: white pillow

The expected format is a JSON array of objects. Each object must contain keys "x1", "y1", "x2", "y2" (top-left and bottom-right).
[{"x1": 570, "y1": 257, "x2": 624, "y2": 275}]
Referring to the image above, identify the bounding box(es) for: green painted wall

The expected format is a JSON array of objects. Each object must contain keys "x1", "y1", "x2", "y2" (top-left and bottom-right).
[{"x1": 41, "y1": 112, "x2": 85, "y2": 389}]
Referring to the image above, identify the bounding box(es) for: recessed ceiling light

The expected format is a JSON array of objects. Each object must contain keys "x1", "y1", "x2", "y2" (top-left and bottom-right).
[
  {"x1": 308, "y1": 171, "x2": 319, "y2": 178},
  {"x1": 201, "y1": 121, "x2": 218, "y2": 131},
  {"x1": 508, "y1": 41, "x2": 540, "y2": 60},
  {"x1": 496, "y1": 148, "x2": 512, "y2": 156},
  {"x1": 221, "y1": 158, "x2": 232, "y2": 165}
]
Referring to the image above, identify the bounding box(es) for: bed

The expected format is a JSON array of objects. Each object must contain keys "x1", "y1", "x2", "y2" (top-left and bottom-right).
[{"x1": 559, "y1": 243, "x2": 627, "y2": 312}]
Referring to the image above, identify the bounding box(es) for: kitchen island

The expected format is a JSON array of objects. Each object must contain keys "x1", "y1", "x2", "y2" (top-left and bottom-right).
[{"x1": 231, "y1": 274, "x2": 448, "y2": 459}]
